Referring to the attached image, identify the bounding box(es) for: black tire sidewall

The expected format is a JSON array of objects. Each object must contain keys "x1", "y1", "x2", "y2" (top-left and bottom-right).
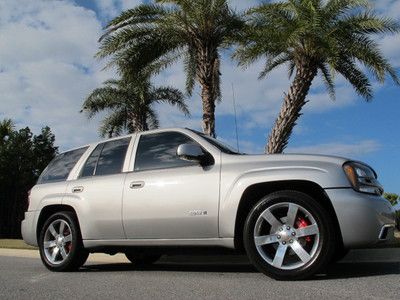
[
  {"x1": 39, "y1": 211, "x2": 87, "y2": 272},
  {"x1": 243, "y1": 190, "x2": 335, "y2": 280}
]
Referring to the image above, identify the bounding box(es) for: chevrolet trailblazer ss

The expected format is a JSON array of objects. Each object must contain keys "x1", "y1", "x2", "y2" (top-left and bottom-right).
[{"x1": 21, "y1": 128, "x2": 397, "y2": 280}]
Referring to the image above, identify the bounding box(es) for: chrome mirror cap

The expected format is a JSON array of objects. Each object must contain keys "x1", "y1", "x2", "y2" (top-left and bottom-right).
[{"x1": 177, "y1": 143, "x2": 204, "y2": 162}]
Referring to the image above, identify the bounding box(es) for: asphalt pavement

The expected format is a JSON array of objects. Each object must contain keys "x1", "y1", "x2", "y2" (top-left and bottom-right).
[{"x1": 0, "y1": 249, "x2": 399, "y2": 300}]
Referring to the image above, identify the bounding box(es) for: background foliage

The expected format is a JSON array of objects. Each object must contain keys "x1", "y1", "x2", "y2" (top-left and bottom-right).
[
  {"x1": 384, "y1": 192, "x2": 399, "y2": 206},
  {"x1": 0, "y1": 120, "x2": 58, "y2": 238}
]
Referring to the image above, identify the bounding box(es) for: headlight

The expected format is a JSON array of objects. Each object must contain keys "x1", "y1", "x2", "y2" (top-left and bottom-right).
[{"x1": 343, "y1": 162, "x2": 384, "y2": 195}]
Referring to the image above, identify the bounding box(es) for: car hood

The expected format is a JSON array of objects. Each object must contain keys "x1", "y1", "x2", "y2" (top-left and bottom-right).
[{"x1": 226, "y1": 153, "x2": 350, "y2": 165}]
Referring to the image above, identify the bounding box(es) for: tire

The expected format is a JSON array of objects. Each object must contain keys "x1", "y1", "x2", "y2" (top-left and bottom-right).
[
  {"x1": 243, "y1": 190, "x2": 335, "y2": 280},
  {"x1": 39, "y1": 211, "x2": 89, "y2": 272},
  {"x1": 125, "y1": 253, "x2": 162, "y2": 266}
]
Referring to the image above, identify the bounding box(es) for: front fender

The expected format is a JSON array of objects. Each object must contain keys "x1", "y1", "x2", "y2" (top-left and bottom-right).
[{"x1": 219, "y1": 165, "x2": 349, "y2": 238}]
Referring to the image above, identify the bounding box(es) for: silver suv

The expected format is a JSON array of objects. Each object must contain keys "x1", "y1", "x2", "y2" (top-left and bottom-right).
[{"x1": 21, "y1": 128, "x2": 397, "y2": 280}]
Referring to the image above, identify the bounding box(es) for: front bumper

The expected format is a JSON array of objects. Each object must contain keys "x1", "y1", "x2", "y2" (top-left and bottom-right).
[
  {"x1": 325, "y1": 188, "x2": 397, "y2": 248},
  {"x1": 21, "y1": 211, "x2": 39, "y2": 247}
]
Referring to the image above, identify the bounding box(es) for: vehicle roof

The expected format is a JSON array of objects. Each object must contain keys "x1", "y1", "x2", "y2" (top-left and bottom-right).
[{"x1": 58, "y1": 128, "x2": 191, "y2": 154}]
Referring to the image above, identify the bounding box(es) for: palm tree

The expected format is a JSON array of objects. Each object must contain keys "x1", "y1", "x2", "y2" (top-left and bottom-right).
[
  {"x1": 235, "y1": 0, "x2": 399, "y2": 153},
  {"x1": 97, "y1": 0, "x2": 244, "y2": 137},
  {"x1": 81, "y1": 75, "x2": 189, "y2": 137}
]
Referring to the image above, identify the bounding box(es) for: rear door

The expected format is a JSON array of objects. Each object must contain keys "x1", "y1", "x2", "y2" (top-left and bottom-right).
[{"x1": 64, "y1": 136, "x2": 133, "y2": 240}]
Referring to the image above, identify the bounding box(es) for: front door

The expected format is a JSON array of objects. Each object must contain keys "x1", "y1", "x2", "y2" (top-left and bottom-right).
[{"x1": 122, "y1": 131, "x2": 220, "y2": 239}]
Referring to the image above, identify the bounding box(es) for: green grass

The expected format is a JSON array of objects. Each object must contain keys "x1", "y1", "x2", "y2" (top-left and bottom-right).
[{"x1": 0, "y1": 239, "x2": 37, "y2": 250}]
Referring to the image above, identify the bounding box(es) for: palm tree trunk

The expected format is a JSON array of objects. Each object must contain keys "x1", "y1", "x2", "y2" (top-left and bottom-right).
[
  {"x1": 201, "y1": 84, "x2": 216, "y2": 137},
  {"x1": 131, "y1": 111, "x2": 148, "y2": 132},
  {"x1": 198, "y1": 45, "x2": 219, "y2": 138},
  {"x1": 266, "y1": 64, "x2": 318, "y2": 154},
  {"x1": 141, "y1": 112, "x2": 149, "y2": 131}
]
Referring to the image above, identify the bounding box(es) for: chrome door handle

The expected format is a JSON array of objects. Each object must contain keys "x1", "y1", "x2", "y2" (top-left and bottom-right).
[
  {"x1": 72, "y1": 186, "x2": 84, "y2": 193},
  {"x1": 130, "y1": 181, "x2": 145, "y2": 189}
]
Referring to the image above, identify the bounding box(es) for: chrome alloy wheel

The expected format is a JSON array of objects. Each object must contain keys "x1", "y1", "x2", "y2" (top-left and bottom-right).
[
  {"x1": 43, "y1": 219, "x2": 73, "y2": 265},
  {"x1": 253, "y1": 202, "x2": 320, "y2": 270}
]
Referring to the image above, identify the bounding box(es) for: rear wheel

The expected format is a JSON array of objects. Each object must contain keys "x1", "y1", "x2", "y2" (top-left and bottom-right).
[
  {"x1": 243, "y1": 191, "x2": 335, "y2": 280},
  {"x1": 39, "y1": 211, "x2": 88, "y2": 271},
  {"x1": 125, "y1": 253, "x2": 162, "y2": 266}
]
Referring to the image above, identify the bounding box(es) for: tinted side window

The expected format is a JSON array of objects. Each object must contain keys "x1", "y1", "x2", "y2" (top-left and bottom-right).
[
  {"x1": 96, "y1": 138, "x2": 130, "y2": 176},
  {"x1": 37, "y1": 147, "x2": 88, "y2": 184},
  {"x1": 80, "y1": 143, "x2": 104, "y2": 178},
  {"x1": 80, "y1": 138, "x2": 131, "y2": 177},
  {"x1": 134, "y1": 132, "x2": 197, "y2": 172}
]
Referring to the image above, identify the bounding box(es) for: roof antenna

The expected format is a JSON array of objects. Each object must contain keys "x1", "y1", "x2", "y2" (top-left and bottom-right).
[{"x1": 231, "y1": 82, "x2": 240, "y2": 152}]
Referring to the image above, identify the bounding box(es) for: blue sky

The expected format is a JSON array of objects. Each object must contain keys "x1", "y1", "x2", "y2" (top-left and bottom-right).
[{"x1": 0, "y1": 0, "x2": 399, "y2": 193}]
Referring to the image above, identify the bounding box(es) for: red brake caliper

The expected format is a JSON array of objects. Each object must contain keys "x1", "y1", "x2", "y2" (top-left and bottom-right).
[
  {"x1": 296, "y1": 217, "x2": 312, "y2": 243},
  {"x1": 64, "y1": 229, "x2": 72, "y2": 253}
]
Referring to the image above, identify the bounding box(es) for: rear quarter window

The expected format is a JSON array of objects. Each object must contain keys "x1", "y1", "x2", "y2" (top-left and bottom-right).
[{"x1": 37, "y1": 146, "x2": 88, "y2": 184}]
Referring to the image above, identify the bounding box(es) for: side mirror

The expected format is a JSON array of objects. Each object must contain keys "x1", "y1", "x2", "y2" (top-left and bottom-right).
[{"x1": 177, "y1": 143, "x2": 213, "y2": 166}]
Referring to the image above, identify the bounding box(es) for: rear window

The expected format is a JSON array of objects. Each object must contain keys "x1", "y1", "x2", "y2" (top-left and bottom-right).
[{"x1": 37, "y1": 146, "x2": 88, "y2": 184}]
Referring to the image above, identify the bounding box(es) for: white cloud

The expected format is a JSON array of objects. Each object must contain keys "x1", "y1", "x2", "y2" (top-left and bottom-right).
[
  {"x1": 0, "y1": 0, "x2": 110, "y2": 150},
  {"x1": 95, "y1": 0, "x2": 120, "y2": 19},
  {"x1": 372, "y1": 0, "x2": 400, "y2": 18},
  {"x1": 287, "y1": 140, "x2": 381, "y2": 157}
]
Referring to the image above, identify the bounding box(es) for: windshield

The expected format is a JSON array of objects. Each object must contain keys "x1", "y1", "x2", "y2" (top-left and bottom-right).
[{"x1": 189, "y1": 129, "x2": 241, "y2": 154}]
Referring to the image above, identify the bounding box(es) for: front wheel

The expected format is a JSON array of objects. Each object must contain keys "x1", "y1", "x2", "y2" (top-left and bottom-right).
[
  {"x1": 39, "y1": 211, "x2": 88, "y2": 272},
  {"x1": 243, "y1": 191, "x2": 335, "y2": 280}
]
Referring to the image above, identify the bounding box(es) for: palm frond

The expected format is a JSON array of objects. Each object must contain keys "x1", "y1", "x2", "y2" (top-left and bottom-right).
[
  {"x1": 183, "y1": 50, "x2": 197, "y2": 96},
  {"x1": 102, "y1": 4, "x2": 167, "y2": 38},
  {"x1": 98, "y1": 109, "x2": 127, "y2": 138},
  {"x1": 340, "y1": 34, "x2": 400, "y2": 84},
  {"x1": 259, "y1": 53, "x2": 292, "y2": 79},
  {"x1": 81, "y1": 86, "x2": 126, "y2": 119},
  {"x1": 146, "y1": 108, "x2": 160, "y2": 129},
  {"x1": 151, "y1": 86, "x2": 190, "y2": 116},
  {"x1": 335, "y1": 56, "x2": 373, "y2": 100},
  {"x1": 318, "y1": 62, "x2": 336, "y2": 100},
  {"x1": 336, "y1": 12, "x2": 400, "y2": 35},
  {"x1": 324, "y1": 0, "x2": 369, "y2": 16}
]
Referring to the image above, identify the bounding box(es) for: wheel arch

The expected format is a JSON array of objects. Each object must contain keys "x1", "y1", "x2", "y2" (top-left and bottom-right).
[
  {"x1": 233, "y1": 180, "x2": 343, "y2": 252},
  {"x1": 36, "y1": 205, "x2": 79, "y2": 243}
]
